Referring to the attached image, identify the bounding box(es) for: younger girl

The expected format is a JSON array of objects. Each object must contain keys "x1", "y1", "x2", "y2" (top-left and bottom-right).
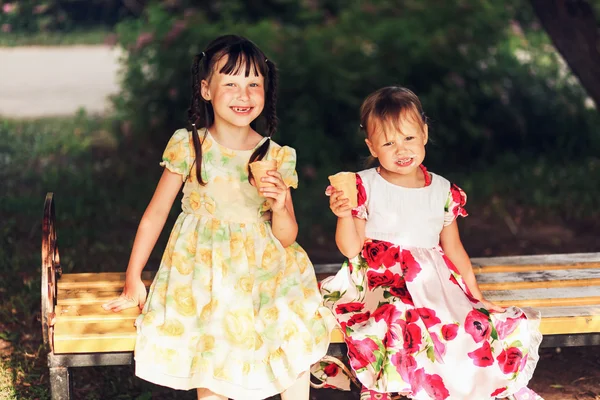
[
  {"x1": 103, "y1": 35, "x2": 333, "y2": 400},
  {"x1": 321, "y1": 86, "x2": 543, "y2": 400}
]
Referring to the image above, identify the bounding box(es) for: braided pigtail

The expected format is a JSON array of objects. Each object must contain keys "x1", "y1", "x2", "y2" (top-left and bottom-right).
[{"x1": 187, "y1": 52, "x2": 209, "y2": 185}]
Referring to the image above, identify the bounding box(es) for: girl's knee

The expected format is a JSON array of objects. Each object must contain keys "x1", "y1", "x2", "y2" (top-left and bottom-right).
[{"x1": 196, "y1": 388, "x2": 227, "y2": 400}]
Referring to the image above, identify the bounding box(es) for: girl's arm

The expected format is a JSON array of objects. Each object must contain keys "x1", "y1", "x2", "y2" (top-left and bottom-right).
[
  {"x1": 335, "y1": 216, "x2": 365, "y2": 258},
  {"x1": 440, "y1": 220, "x2": 505, "y2": 312},
  {"x1": 260, "y1": 170, "x2": 298, "y2": 247},
  {"x1": 103, "y1": 169, "x2": 183, "y2": 311},
  {"x1": 270, "y1": 188, "x2": 298, "y2": 247},
  {"x1": 329, "y1": 188, "x2": 365, "y2": 258}
]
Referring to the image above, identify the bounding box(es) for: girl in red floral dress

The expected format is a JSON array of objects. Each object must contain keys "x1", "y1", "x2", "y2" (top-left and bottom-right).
[{"x1": 319, "y1": 86, "x2": 544, "y2": 400}]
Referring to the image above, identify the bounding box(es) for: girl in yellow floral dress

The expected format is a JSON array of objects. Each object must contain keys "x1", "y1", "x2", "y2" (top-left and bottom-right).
[{"x1": 102, "y1": 35, "x2": 334, "y2": 400}]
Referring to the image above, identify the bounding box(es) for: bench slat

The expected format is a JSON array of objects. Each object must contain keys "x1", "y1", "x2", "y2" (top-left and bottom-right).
[
  {"x1": 52, "y1": 312, "x2": 600, "y2": 353},
  {"x1": 470, "y1": 253, "x2": 600, "y2": 266},
  {"x1": 56, "y1": 304, "x2": 140, "y2": 321},
  {"x1": 58, "y1": 272, "x2": 155, "y2": 289},
  {"x1": 57, "y1": 288, "x2": 123, "y2": 305}
]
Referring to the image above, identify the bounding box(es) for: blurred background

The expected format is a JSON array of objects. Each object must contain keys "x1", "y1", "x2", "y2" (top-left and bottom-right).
[{"x1": 0, "y1": 1, "x2": 599, "y2": 399}]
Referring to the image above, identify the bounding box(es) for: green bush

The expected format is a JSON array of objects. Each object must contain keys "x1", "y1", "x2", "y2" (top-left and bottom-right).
[{"x1": 111, "y1": 1, "x2": 600, "y2": 246}]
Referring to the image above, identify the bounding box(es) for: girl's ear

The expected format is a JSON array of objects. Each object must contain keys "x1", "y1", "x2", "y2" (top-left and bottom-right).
[
  {"x1": 423, "y1": 124, "x2": 429, "y2": 145},
  {"x1": 200, "y1": 79, "x2": 211, "y2": 102},
  {"x1": 365, "y1": 138, "x2": 378, "y2": 158}
]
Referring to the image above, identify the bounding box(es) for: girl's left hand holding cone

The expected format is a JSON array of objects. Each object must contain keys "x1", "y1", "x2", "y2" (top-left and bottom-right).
[{"x1": 259, "y1": 170, "x2": 288, "y2": 212}]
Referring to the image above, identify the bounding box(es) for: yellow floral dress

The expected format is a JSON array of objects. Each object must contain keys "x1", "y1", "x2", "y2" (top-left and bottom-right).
[{"x1": 134, "y1": 128, "x2": 334, "y2": 399}]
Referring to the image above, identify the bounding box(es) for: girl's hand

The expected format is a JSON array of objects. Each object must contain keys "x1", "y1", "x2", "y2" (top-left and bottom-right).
[
  {"x1": 326, "y1": 185, "x2": 353, "y2": 218},
  {"x1": 259, "y1": 170, "x2": 288, "y2": 212},
  {"x1": 480, "y1": 298, "x2": 505, "y2": 313},
  {"x1": 102, "y1": 277, "x2": 147, "y2": 312}
]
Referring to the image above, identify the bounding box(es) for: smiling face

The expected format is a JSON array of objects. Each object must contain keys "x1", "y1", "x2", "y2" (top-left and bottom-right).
[
  {"x1": 365, "y1": 107, "x2": 428, "y2": 181},
  {"x1": 200, "y1": 54, "x2": 265, "y2": 130}
]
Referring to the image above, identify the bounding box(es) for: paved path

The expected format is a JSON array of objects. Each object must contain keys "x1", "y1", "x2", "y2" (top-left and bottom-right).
[{"x1": 0, "y1": 45, "x2": 122, "y2": 118}]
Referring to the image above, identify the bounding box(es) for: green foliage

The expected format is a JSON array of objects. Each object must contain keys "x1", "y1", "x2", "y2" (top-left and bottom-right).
[{"x1": 111, "y1": 1, "x2": 600, "y2": 243}]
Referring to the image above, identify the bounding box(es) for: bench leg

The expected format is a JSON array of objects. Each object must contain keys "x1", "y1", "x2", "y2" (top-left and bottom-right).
[{"x1": 49, "y1": 366, "x2": 72, "y2": 400}]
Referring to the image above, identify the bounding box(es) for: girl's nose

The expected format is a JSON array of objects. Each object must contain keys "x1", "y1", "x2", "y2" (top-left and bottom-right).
[{"x1": 237, "y1": 87, "x2": 250, "y2": 101}]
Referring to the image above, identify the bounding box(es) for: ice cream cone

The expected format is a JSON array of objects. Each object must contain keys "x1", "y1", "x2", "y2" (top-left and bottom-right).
[
  {"x1": 328, "y1": 172, "x2": 357, "y2": 208},
  {"x1": 250, "y1": 159, "x2": 277, "y2": 192}
]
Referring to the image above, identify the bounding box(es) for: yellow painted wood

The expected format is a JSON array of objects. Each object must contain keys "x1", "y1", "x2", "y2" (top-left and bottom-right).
[
  {"x1": 55, "y1": 304, "x2": 140, "y2": 321},
  {"x1": 538, "y1": 315, "x2": 600, "y2": 335},
  {"x1": 58, "y1": 272, "x2": 154, "y2": 289},
  {"x1": 479, "y1": 278, "x2": 600, "y2": 291},
  {"x1": 474, "y1": 263, "x2": 600, "y2": 274},
  {"x1": 53, "y1": 313, "x2": 599, "y2": 352},
  {"x1": 57, "y1": 288, "x2": 123, "y2": 305},
  {"x1": 494, "y1": 296, "x2": 600, "y2": 308},
  {"x1": 54, "y1": 334, "x2": 137, "y2": 354}
]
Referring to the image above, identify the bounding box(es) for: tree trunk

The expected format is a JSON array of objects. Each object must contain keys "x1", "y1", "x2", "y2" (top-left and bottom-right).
[{"x1": 529, "y1": 0, "x2": 600, "y2": 107}]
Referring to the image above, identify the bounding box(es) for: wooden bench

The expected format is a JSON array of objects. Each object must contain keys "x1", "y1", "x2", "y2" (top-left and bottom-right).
[{"x1": 41, "y1": 193, "x2": 600, "y2": 399}]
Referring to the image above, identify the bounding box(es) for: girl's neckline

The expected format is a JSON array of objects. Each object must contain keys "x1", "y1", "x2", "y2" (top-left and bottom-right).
[
  {"x1": 375, "y1": 164, "x2": 433, "y2": 189},
  {"x1": 205, "y1": 128, "x2": 268, "y2": 152}
]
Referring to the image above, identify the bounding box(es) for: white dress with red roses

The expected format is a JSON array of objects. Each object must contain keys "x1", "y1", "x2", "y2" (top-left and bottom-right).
[{"x1": 319, "y1": 166, "x2": 543, "y2": 400}]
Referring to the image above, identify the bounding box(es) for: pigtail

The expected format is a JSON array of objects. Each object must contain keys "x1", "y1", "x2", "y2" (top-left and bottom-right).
[
  {"x1": 188, "y1": 53, "x2": 208, "y2": 185},
  {"x1": 248, "y1": 58, "x2": 278, "y2": 180}
]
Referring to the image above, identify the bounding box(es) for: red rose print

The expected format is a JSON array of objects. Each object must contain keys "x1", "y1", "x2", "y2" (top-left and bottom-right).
[
  {"x1": 347, "y1": 311, "x2": 371, "y2": 326},
  {"x1": 450, "y1": 184, "x2": 468, "y2": 218},
  {"x1": 405, "y1": 309, "x2": 419, "y2": 323},
  {"x1": 400, "y1": 250, "x2": 422, "y2": 282},
  {"x1": 520, "y1": 353, "x2": 529, "y2": 371},
  {"x1": 491, "y1": 387, "x2": 507, "y2": 396},
  {"x1": 382, "y1": 246, "x2": 400, "y2": 268},
  {"x1": 346, "y1": 337, "x2": 378, "y2": 370},
  {"x1": 335, "y1": 302, "x2": 364, "y2": 315},
  {"x1": 468, "y1": 341, "x2": 494, "y2": 367},
  {"x1": 465, "y1": 309, "x2": 491, "y2": 343},
  {"x1": 497, "y1": 347, "x2": 523, "y2": 374},
  {"x1": 441, "y1": 324, "x2": 458, "y2": 341},
  {"x1": 362, "y1": 240, "x2": 390, "y2": 268},
  {"x1": 356, "y1": 174, "x2": 367, "y2": 207},
  {"x1": 442, "y1": 254, "x2": 459, "y2": 275},
  {"x1": 430, "y1": 332, "x2": 446, "y2": 361},
  {"x1": 372, "y1": 303, "x2": 401, "y2": 324},
  {"x1": 413, "y1": 368, "x2": 450, "y2": 400},
  {"x1": 416, "y1": 307, "x2": 441, "y2": 328},
  {"x1": 495, "y1": 315, "x2": 525, "y2": 340},
  {"x1": 403, "y1": 323, "x2": 422, "y2": 353},
  {"x1": 389, "y1": 277, "x2": 414, "y2": 305},
  {"x1": 323, "y1": 362, "x2": 339, "y2": 377},
  {"x1": 423, "y1": 372, "x2": 450, "y2": 400},
  {"x1": 367, "y1": 269, "x2": 402, "y2": 289},
  {"x1": 391, "y1": 350, "x2": 417, "y2": 383}
]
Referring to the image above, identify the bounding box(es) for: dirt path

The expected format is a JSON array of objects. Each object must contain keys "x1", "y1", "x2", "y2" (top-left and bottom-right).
[{"x1": 0, "y1": 45, "x2": 122, "y2": 118}]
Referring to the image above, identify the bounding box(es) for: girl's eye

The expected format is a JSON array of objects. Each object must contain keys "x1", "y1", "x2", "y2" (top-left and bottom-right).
[
  {"x1": 405, "y1": 136, "x2": 415, "y2": 141},
  {"x1": 225, "y1": 83, "x2": 235, "y2": 87},
  {"x1": 383, "y1": 142, "x2": 394, "y2": 147},
  {"x1": 250, "y1": 83, "x2": 260, "y2": 87}
]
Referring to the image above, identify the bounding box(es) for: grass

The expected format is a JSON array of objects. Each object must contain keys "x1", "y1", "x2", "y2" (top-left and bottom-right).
[
  {"x1": 0, "y1": 28, "x2": 110, "y2": 47},
  {"x1": 0, "y1": 116, "x2": 599, "y2": 399}
]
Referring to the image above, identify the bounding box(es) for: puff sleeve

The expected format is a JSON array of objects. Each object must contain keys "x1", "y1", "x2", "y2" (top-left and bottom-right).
[
  {"x1": 443, "y1": 183, "x2": 468, "y2": 226},
  {"x1": 351, "y1": 174, "x2": 368, "y2": 220},
  {"x1": 160, "y1": 129, "x2": 192, "y2": 181},
  {"x1": 274, "y1": 145, "x2": 299, "y2": 189}
]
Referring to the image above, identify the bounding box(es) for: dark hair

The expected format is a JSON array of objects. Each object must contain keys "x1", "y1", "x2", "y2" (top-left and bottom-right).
[
  {"x1": 187, "y1": 35, "x2": 278, "y2": 184},
  {"x1": 359, "y1": 86, "x2": 427, "y2": 167}
]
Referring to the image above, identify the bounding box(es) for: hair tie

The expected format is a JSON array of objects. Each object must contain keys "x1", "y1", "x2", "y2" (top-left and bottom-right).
[
  {"x1": 191, "y1": 123, "x2": 196, "y2": 127},
  {"x1": 265, "y1": 58, "x2": 268, "y2": 63},
  {"x1": 201, "y1": 51, "x2": 206, "y2": 57},
  {"x1": 359, "y1": 124, "x2": 364, "y2": 129}
]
